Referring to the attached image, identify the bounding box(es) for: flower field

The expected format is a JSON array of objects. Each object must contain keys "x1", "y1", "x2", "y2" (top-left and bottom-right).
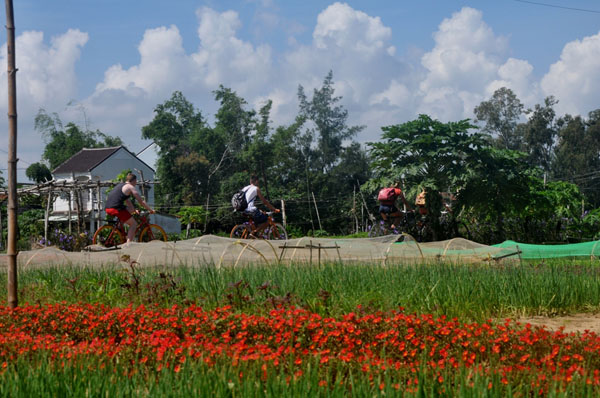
[{"x1": 1, "y1": 260, "x2": 600, "y2": 396}]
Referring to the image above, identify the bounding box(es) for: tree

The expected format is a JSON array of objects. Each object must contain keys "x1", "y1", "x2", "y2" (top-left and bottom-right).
[
  {"x1": 516, "y1": 96, "x2": 558, "y2": 172},
  {"x1": 141, "y1": 91, "x2": 210, "y2": 206},
  {"x1": 297, "y1": 71, "x2": 365, "y2": 173},
  {"x1": 474, "y1": 87, "x2": 524, "y2": 150},
  {"x1": 25, "y1": 162, "x2": 52, "y2": 183},
  {"x1": 552, "y1": 110, "x2": 600, "y2": 206},
  {"x1": 34, "y1": 109, "x2": 123, "y2": 170},
  {"x1": 368, "y1": 115, "x2": 484, "y2": 240}
]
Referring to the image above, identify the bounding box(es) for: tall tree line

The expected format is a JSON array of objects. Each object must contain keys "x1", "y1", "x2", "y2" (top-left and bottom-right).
[
  {"x1": 142, "y1": 71, "x2": 371, "y2": 234},
  {"x1": 25, "y1": 78, "x2": 600, "y2": 242}
]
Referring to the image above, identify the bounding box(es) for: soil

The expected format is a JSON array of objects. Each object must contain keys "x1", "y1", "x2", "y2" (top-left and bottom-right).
[{"x1": 518, "y1": 314, "x2": 600, "y2": 334}]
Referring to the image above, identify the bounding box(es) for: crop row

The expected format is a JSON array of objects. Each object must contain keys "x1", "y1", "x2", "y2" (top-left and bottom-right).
[{"x1": 1, "y1": 303, "x2": 600, "y2": 395}]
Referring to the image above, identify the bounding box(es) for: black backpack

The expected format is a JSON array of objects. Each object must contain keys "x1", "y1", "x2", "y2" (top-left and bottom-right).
[{"x1": 231, "y1": 188, "x2": 248, "y2": 211}]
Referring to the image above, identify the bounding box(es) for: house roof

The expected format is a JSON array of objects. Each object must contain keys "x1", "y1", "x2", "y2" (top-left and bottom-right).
[{"x1": 52, "y1": 146, "x2": 122, "y2": 174}]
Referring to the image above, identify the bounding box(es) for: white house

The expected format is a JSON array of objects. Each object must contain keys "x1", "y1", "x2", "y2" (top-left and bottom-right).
[{"x1": 51, "y1": 146, "x2": 180, "y2": 235}]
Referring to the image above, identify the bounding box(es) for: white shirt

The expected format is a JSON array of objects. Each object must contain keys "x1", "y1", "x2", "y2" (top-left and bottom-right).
[{"x1": 243, "y1": 184, "x2": 258, "y2": 211}]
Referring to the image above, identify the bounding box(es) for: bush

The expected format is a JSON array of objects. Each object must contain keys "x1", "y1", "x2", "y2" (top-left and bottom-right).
[{"x1": 38, "y1": 229, "x2": 91, "y2": 251}]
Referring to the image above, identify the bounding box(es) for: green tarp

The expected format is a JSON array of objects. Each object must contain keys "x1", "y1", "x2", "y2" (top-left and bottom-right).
[{"x1": 493, "y1": 240, "x2": 600, "y2": 259}]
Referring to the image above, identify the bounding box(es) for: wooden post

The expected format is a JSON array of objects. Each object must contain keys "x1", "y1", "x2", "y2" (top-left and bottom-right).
[
  {"x1": 76, "y1": 188, "x2": 82, "y2": 235},
  {"x1": 44, "y1": 188, "x2": 53, "y2": 246},
  {"x1": 361, "y1": 202, "x2": 364, "y2": 232},
  {"x1": 318, "y1": 243, "x2": 321, "y2": 266},
  {"x1": 89, "y1": 188, "x2": 95, "y2": 236},
  {"x1": 281, "y1": 199, "x2": 287, "y2": 229},
  {"x1": 203, "y1": 193, "x2": 210, "y2": 232},
  {"x1": 311, "y1": 192, "x2": 322, "y2": 231},
  {"x1": 6, "y1": 0, "x2": 18, "y2": 308},
  {"x1": 97, "y1": 182, "x2": 101, "y2": 228},
  {"x1": 67, "y1": 189, "x2": 72, "y2": 234},
  {"x1": 135, "y1": 168, "x2": 146, "y2": 200},
  {"x1": 353, "y1": 187, "x2": 359, "y2": 234}
]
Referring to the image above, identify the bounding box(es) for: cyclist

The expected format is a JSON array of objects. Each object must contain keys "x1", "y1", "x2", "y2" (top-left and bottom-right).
[
  {"x1": 240, "y1": 175, "x2": 279, "y2": 236},
  {"x1": 377, "y1": 182, "x2": 412, "y2": 230},
  {"x1": 105, "y1": 173, "x2": 155, "y2": 243}
]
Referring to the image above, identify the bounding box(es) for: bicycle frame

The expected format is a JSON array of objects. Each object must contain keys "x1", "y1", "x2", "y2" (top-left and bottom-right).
[
  {"x1": 230, "y1": 211, "x2": 287, "y2": 240},
  {"x1": 94, "y1": 212, "x2": 165, "y2": 246}
]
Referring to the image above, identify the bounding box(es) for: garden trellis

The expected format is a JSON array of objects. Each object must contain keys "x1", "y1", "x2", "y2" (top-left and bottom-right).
[{"x1": 7, "y1": 235, "x2": 523, "y2": 269}]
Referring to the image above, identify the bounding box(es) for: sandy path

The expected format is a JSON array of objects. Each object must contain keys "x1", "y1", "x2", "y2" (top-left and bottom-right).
[{"x1": 518, "y1": 314, "x2": 600, "y2": 334}]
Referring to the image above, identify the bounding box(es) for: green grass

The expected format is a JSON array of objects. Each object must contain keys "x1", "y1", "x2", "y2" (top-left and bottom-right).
[
  {"x1": 2, "y1": 259, "x2": 600, "y2": 397},
  {"x1": 1, "y1": 354, "x2": 596, "y2": 398},
  {"x1": 2, "y1": 259, "x2": 600, "y2": 320}
]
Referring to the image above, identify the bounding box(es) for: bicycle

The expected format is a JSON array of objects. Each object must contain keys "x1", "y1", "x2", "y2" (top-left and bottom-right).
[
  {"x1": 230, "y1": 211, "x2": 288, "y2": 240},
  {"x1": 368, "y1": 210, "x2": 432, "y2": 241},
  {"x1": 92, "y1": 211, "x2": 168, "y2": 247},
  {"x1": 368, "y1": 210, "x2": 412, "y2": 238}
]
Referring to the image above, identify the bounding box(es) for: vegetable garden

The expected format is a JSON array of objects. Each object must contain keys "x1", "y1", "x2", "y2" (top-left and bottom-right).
[{"x1": 2, "y1": 259, "x2": 600, "y2": 397}]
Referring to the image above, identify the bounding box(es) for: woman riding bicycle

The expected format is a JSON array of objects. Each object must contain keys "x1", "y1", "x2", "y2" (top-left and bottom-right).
[
  {"x1": 239, "y1": 175, "x2": 280, "y2": 236},
  {"x1": 377, "y1": 182, "x2": 412, "y2": 230}
]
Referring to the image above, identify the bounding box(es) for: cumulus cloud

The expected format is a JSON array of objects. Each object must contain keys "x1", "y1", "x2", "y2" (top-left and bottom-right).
[
  {"x1": 6, "y1": 2, "x2": 600, "y2": 181},
  {"x1": 0, "y1": 29, "x2": 87, "y2": 172},
  {"x1": 541, "y1": 32, "x2": 600, "y2": 116},
  {"x1": 96, "y1": 25, "x2": 188, "y2": 96},
  {"x1": 313, "y1": 2, "x2": 392, "y2": 56}
]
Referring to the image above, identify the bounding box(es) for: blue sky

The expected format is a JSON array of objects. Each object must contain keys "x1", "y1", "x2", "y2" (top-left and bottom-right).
[{"x1": 1, "y1": 1, "x2": 600, "y2": 180}]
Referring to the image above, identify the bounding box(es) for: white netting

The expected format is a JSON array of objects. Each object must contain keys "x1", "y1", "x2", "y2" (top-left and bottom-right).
[{"x1": 3, "y1": 235, "x2": 521, "y2": 269}]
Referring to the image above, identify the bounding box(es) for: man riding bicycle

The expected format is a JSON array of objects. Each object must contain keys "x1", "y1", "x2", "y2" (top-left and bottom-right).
[
  {"x1": 377, "y1": 182, "x2": 412, "y2": 230},
  {"x1": 105, "y1": 173, "x2": 155, "y2": 243},
  {"x1": 239, "y1": 175, "x2": 280, "y2": 236}
]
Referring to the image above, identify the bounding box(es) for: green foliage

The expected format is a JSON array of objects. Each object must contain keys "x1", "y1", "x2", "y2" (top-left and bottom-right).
[
  {"x1": 176, "y1": 206, "x2": 207, "y2": 226},
  {"x1": 298, "y1": 70, "x2": 365, "y2": 172},
  {"x1": 35, "y1": 109, "x2": 123, "y2": 170},
  {"x1": 25, "y1": 162, "x2": 52, "y2": 183},
  {"x1": 4, "y1": 260, "x2": 600, "y2": 319},
  {"x1": 177, "y1": 206, "x2": 207, "y2": 238},
  {"x1": 143, "y1": 74, "x2": 370, "y2": 235},
  {"x1": 368, "y1": 115, "x2": 483, "y2": 239},
  {"x1": 553, "y1": 110, "x2": 600, "y2": 206},
  {"x1": 113, "y1": 169, "x2": 132, "y2": 183},
  {"x1": 474, "y1": 86, "x2": 524, "y2": 150},
  {"x1": 517, "y1": 96, "x2": 558, "y2": 172},
  {"x1": 142, "y1": 91, "x2": 221, "y2": 207},
  {"x1": 17, "y1": 209, "x2": 44, "y2": 244}
]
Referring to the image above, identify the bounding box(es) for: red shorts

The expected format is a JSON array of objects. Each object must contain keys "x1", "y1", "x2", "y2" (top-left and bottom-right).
[{"x1": 105, "y1": 208, "x2": 132, "y2": 223}]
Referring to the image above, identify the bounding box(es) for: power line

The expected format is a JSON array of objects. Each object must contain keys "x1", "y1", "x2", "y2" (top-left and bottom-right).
[
  {"x1": 0, "y1": 147, "x2": 33, "y2": 166},
  {"x1": 514, "y1": 0, "x2": 600, "y2": 14}
]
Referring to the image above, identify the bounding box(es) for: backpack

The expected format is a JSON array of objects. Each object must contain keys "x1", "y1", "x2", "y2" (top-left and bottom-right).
[
  {"x1": 378, "y1": 187, "x2": 398, "y2": 202},
  {"x1": 231, "y1": 189, "x2": 248, "y2": 212}
]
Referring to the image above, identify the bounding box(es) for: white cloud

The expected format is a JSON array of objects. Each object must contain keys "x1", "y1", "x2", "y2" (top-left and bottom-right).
[
  {"x1": 416, "y1": 7, "x2": 541, "y2": 121},
  {"x1": 6, "y1": 3, "x2": 600, "y2": 182},
  {"x1": 313, "y1": 2, "x2": 392, "y2": 57},
  {"x1": 96, "y1": 25, "x2": 188, "y2": 96},
  {"x1": 541, "y1": 31, "x2": 600, "y2": 116},
  {"x1": 0, "y1": 29, "x2": 87, "y2": 174}
]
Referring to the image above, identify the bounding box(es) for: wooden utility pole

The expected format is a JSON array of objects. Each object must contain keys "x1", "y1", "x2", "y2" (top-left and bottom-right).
[
  {"x1": 5, "y1": 0, "x2": 18, "y2": 308},
  {"x1": 311, "y1": 192, "x2": 322, "y2": 231}
]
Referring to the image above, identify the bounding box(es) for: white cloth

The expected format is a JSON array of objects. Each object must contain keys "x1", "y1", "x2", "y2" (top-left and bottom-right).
[{"x1": 243, "y1": 184, "x2": 258, "y2": 211}]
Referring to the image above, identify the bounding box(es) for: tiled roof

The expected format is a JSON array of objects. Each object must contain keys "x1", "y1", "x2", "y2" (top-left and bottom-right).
[{"x1": 52, "y1": 147, "x2": 122, "y2": 174}]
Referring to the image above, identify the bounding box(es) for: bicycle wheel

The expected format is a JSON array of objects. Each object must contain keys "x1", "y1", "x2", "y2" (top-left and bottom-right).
[
  {"x1": 230, "y1": 224, "x2": 252, "y2": 239},
  {"x1": 266, "y1": 223, "x2": 287, "y2": 240},
  {"x1": 139, "y1": 224, "x2": 168, "y2": 242},
  {"x1": 93, "y1": 225, "x2": 125, "y2": 247}
]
